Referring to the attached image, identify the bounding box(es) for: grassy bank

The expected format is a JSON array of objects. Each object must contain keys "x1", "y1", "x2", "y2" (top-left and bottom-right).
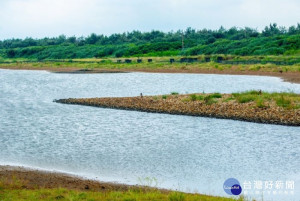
[
  {"x1": 0, "y1": 186, "x2": 242, "y2": 201},
  {"x1": 55, "y1": 91, "x2": 300, "y2": 126},
  {"x1": 0, "y1": 166, "x2": 243, "y2": 201},
  {"x1": 1, "y1": 56, "x2": 300, "y2": 82}
]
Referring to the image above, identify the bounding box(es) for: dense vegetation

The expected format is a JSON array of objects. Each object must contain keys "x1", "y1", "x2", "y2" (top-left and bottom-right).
[{"x1": 0, "y1": 23, "x2": 300, "y2": 60}]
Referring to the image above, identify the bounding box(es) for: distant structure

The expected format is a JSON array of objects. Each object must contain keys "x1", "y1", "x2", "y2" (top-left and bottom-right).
[
  {"x1": 148, "y1": 59, "x2": 153, "y2": 63},
  {"x1": 205, "y1": 57, "x2": 211, "y2": 62},
  {"x1": 216, "y1": 56, "x2": 223, "y2": 63},
  {"x1": 137, "y1": 59, "x2": 142, "y2": 63},
  {"x1": 180, "y1": 58, "x2": 197, "y2": 63},
  {"x1": 125, "y1": 59, "x2": 132, "y2": 63}
]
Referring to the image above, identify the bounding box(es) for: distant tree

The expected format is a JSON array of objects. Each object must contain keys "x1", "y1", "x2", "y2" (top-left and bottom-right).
[
  {"x1": 86, "y1": 33, "x2": 99, "y2": 44},
  {"x1": 6, "y1": 49, "x2": 15, "y2": 58},
  {"x1": 262, "y1": 23, "x2": 281, "y2": 36},
  {"x1": 57, "y1": 35, "x2": 67, "y2": 44},
  {"x1": 67, "y1": 36, "x2": 77, "y2": 44}
]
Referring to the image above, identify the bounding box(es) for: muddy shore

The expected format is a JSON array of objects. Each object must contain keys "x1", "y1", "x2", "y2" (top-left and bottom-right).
[
  {"x1": 0, "y1": 66, "x2": 300, "y2": 84},
  {"x1": 0, "y1": 165, "x2": 163, "y2": 192},
  {"x1": 55, "y1": 94, "x2": 300, "y2": 126}
]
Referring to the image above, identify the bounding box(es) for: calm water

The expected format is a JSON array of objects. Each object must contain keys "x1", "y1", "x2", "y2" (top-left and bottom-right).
[{"x1": 0, "y1": 69, "x2": 300, "y2": 201}]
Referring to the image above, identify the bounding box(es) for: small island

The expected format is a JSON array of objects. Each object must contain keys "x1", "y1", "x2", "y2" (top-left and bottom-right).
[{"x1": 55, "y1": 90, "x2": 300, "y2": 126}]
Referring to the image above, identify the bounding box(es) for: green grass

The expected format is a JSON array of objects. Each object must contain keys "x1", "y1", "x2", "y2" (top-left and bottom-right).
[
  {"x1": 0, "y1": 55, "x2": 300, "y2": 73},
  {"x1": 171, "y1": 92, "x2": 179, "y2": 95},
  {"x1": 232, "y1": 90, "x2": 300, "y2": 109},
  {"x1": 189, "y1": 93, "x2": 221, "y2": 104},
  {"x1": 276, "y1": 95, "x2": 292, "y2": 108},
  {"x1": 162, "y1": 95, "x2": 168, "y2": 99},
  {"x1": 208, "y1": 93, "x2": 222, "y2": 99},
  {"x1": 183, "y1": 91, "x2": 300, "y2": 109},
  {"x1": 0, "y1": 179, "x2": 245, "y2": 201},
  {"x1": 0, "y1": 188, "x2": 245, "y2": 201},
  {"x1": 190, "y1": 94, "x2": 204, "y2": 101}
]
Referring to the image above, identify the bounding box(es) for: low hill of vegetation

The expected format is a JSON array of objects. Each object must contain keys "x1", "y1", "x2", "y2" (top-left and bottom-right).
[{"x1": 0, "y1": 23, "x2": 300, "y2": 60}]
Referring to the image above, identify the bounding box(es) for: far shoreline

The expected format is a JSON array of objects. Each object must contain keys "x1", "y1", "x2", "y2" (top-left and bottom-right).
[{"x1": 0, "y1": 65, "x2": 300, "y2": 84}]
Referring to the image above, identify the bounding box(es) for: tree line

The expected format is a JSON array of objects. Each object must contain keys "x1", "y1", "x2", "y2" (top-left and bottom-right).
[{"x1": 1, "y1": 23, "x2": 300, "y2": 59}]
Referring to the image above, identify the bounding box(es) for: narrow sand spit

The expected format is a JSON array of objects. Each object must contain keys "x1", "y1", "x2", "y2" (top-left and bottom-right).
[{"x1": 55, "y1": 93, "x2": 300, "y2": 126}]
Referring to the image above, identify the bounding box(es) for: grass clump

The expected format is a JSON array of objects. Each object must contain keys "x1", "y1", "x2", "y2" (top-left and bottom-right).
[
  {"x1": 236, "y1": 95, "x2": 257, "y2": 103},
  {"x1": 233, "y1": 90, "x2": 260, "y2": 103},
  {"x1": 169, "y1": 192, "x2": 185, "y2": 201},
  {"x1": 209, "y1": 93, "x2": 222, "y2": 99},
  {"x1": 276, "y1": 95, "x2": 292, "y2": 108},
  {"x1": 204, "y1": 95, "x2": 217, "y2": 105},
  {"x1": 232, "y1": 90, "x2": 300, "y2": 109},
  {"x1": 256, "y1": 97, "x2": 267, "y2": 108},
  {"x1": 162, "y1": 95, "x2": 168, "y2": 99},
  {"x1": 170, "y1": 92, "x2": 179, "y2": 95},
  {"x1": 189, "y1": 94, "x2": 204, "y2": 101}
]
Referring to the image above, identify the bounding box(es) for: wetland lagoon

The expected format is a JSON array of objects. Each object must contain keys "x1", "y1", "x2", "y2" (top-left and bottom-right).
[{"x1": 1, "y1": 69, "x2": 300, "y2": 201}]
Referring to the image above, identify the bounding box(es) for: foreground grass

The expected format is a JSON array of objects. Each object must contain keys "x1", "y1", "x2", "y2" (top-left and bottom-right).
[
  {"x1": 0, "y1": 189, "x2": 244, "y2": 201},
  {"x1": 0, "y1": 179, "x2": 243, "y2": 201}
]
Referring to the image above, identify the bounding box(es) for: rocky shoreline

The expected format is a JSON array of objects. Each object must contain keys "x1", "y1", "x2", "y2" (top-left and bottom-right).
[{"x1": 55, "y1": 93, "x2": 300, "y2": 126}]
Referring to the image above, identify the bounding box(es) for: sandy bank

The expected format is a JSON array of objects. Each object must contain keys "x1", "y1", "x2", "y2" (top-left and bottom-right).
[
  {"x1": 0, "y1": 165, "x2": 161, "y2": 192},
  {"x1": 55, "y1": 93, "x2": 300, "y2": 126}
]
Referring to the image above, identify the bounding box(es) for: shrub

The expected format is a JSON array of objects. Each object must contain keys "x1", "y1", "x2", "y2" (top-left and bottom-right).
[
  {"x1": 190, "y1": 94, "x2": 197, "y2": 101},
  {"x1": 209, "y1": 93, "x2": 222, "y2": 98}
]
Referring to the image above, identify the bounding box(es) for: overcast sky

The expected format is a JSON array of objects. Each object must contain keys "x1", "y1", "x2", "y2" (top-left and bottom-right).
[{"x1": 0, "y1": 0, "x2": 299, "y2": 40}]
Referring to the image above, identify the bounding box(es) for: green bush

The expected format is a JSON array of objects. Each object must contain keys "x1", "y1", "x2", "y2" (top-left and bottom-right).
[
  {"x1": 190, "y1": 94, "x2": 197, "y2": 101},
  {"x1": 209, "y1": 93, "x2": 222, "y2": 98}
]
